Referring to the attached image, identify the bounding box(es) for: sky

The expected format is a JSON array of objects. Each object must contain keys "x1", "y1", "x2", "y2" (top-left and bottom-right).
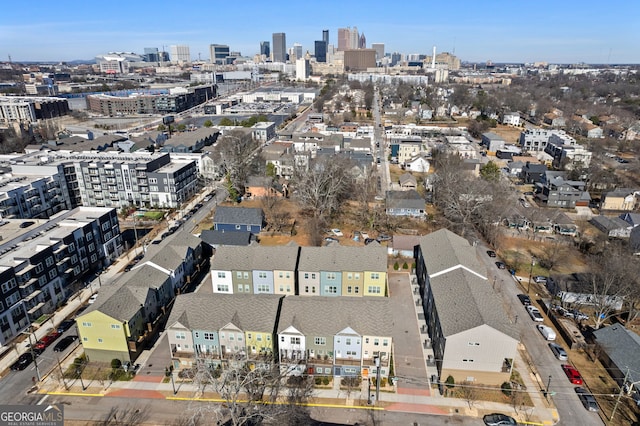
[{"x1": 1, "y1": 0, "x2": 639, "y2": 64}]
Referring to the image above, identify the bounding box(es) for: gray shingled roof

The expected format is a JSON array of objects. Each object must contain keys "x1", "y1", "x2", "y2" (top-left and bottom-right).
[
  {"x1": 297, "y1": 245, "x2": 387, "y2": 273},
  {"x1": 277, "y1": 296, "x2": 393, "y2": 337},
  {"x1": 200, "y1": 230, "x2": 253, "y2": 247},
  {"x1": 593, "y1": 324, "x2": 640, "y2": 385},
  {"x1": 213, "y1": 206, "x2": 264, "y2": 226},
  {"x1": 211, "y1": 244, "x2": 299, "y2": 271},
  {"x1": 140, "y1": 232, "x2": 200, "y2": 270},
  {"x1": 430, "y1": 268, "x2": 518, "y2": 339},
  {"x1": 417, "y1": 229, "x2": 486, "y2": 278},
  {"x1": 167, "y1": 293, "x2": 283, "y2": 333},
  {"x1": 85, "y1": 264, "x2": 170, "y2": 320}
]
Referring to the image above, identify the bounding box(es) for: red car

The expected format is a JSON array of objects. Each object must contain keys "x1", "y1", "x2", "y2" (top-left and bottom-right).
[
  {"x1": 33, "y1": 331, "x2": 61, "y2": 352},
  {"x1": 562, "y1": 364, "x2": 583, "y2": 385}
]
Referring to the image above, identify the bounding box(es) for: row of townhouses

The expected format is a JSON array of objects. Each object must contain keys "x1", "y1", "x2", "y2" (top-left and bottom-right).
[
  {"x1": 76, "y1": 232, "x2": 206, "y2": 363},
  {"x1": 167, "y1": 293, "x2": 393, "y2": 378},
  {"x1": 0, "y1": 207, "x2": 122, "y2": 346},
  {"x1": 210, "y1": 244, "x2": 388, "y2": 297}
]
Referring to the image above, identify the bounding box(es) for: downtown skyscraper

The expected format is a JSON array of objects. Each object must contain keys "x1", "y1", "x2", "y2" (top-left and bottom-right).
[{"x1": 272, "y1": 32, "x2": 286, "y2": 63}]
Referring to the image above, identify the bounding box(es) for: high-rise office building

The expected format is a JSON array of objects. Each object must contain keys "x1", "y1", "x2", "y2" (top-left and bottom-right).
[
  {"x1": 272, "y1": 32, "x2": 287, "y2": 62},
  {"x1": 338, "y1": 27, "x2": 359, "y2": 51},
  {"x1": 170, "y1": 45, "x2": 191, "y2": 63},
  {"x1": 209, "y1": 44, "x2": 230, "y2": 65},
  {"x1": 344, "y1": 49, "x2": 376, "y2": 71},
  {"x1": 314, "y1": 41, "x2": 327, "y2": 62},
  {"x1": 358, "y1": 33, "x2": 366, "y2": 49},
  {"x1": 260, "y1": 41, "x2": 270, "y2": 58},
  {"x1": 322, "y1": 30, "x2": 329, "y2": 47},
  {"x1": 143, "y1": 47, "x2": 160, "y2": 62},
  {"x1": 390, "y1": 52, "x2": 402, "y2": 66},
  {"x1": 371, "y1": 43, "x2": 385, "y2": 61},
  {"x1": 292, "y1": 43, "x2": 303, "y2": 61}
]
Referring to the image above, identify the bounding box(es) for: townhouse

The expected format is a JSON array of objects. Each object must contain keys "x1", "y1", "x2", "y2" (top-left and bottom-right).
[
  {"x1": 210, "y1": 244, "x2": 299, "y2": 295},
  {"x1": 415, "y1": 229, "x2": 518, "y2": 385},
  {"x1": 166, "y1": 293, "x2": 282, "y2": 370},
  {"x1": 277, "y1": 296, "x2": 393, "y2": 378},
  {"x1": 76, "y1": 264, "x2": 174, "y2": 363}
]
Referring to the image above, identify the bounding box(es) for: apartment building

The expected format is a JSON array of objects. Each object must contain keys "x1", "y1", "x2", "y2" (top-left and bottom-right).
[
  {"x1": 0, "y1": 207, "x2": 122, "y2": 346},
  {"x1": 0, "y1": 174, "x2": 71, "y2": 219},
  {"x1": 0, "y1": 96, "x2": 70, "y2": 125},
  {"x1": 9, "y1": 150, "x2": 197, "y2": 209}
]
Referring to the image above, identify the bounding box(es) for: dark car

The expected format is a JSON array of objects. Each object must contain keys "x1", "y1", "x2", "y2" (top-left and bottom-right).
[
  {"x1": 486, "y1": 250, "x2": 497, "y2": 257},
  {"x1": 482, "y1": 413, "x2": 517, "y2": 426},
  {"x1": 377, "y1": 234, "x2": 392, "y2": 241},
  {"x1": 57, "y1": 320, "x2": 75, "y2": 334},
  {"x1": 495, "y1": 261, "x2": 506, "y2": 269},
  {"x1": 53, "y1": 335, "x2": 78, "y2": 352},
  {"x1": 517, "y1": 294, "x2": 532, "y2": 306},
  {"x1": 19, "y1": 221, "x2": 35, "y2": 228},
  {"x1": 10, "y1": 353, "x2": 34, "y2": 371},
  {"x1": 575, "y1": 387, "x2": 599, "y2": 412},
  {"x1": 364, "y1": 238, "x2": 376, "y2": 245}
]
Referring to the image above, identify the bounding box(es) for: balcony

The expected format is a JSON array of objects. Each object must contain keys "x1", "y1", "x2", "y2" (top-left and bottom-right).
[{"x1": 334, "y1": 357, "x2": 361, "y2": 366}]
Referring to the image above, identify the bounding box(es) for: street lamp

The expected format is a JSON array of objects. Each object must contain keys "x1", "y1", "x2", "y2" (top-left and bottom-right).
[
  {"x1": 76, "y1": 364, "x2": 86, "y2": 391},
  {"x1": 545, "y1": 375, "x2": 552, "y2": 402},
  {"x1": 527, "y1": 257, "x2": 536, "y2": 294}
]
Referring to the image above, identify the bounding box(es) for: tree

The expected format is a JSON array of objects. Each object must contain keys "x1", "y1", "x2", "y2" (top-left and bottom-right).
[
  {"x1": 467, "y1": 119, "x2": 489, "y2": 139},
  {"x1": 181, "y1": 358, "x2": 314, "y2": 426},
  {"x1": 458, "y1": 381, "x2": 478, "y2": 409},
  {"x1": 479, "y1": 161, "x2": 501, "y2": 182},
  {"x1": 203, "y1": 119, "x2": 213, "y2": 128},
  {"x1": 211, "y1": 130, "x2": 260, "y2": 198},
  {"x1": 219, "y1": 117, "x2": 235, "y2": 126}
]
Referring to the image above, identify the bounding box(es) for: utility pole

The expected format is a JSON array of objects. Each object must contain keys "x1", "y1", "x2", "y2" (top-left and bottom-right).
[
  {"x1": 527, "y1": 257, "x2": 536, "y2": 294},
  {"x1": 375, "y1": 355, "x2": 381, "y2": 404},
  {"x1": 545, "y1": 375, "x2": 552, "y2": 402},
  {"x1": 25, "y1": 329, "x2": 41, "y2": 382},
  {"x1": 611, "y1": 367, "x2": 629, "y2": 421}
]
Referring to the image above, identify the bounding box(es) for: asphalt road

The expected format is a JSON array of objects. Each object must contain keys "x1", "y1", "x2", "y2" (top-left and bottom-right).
[{"x1": 475, "y1": 243, "x2": 603, "y2": 426}]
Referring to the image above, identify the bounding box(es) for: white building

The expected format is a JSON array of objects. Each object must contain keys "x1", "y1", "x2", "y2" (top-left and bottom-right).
[
  {"x1": 95, "y1": 52, "x2": 143, "y2": 74},
  {"x1": 502, "y1": 112, "x2": 521, "y2": 126},
  {"x1": 170, "y1": 45, "x2": 191, "y2": 63},
  {"x1": 296, "y1": 58, "x2": 311, "y2": 81},
  {"x1": 519, "y1": 128, "x2": 575, "y2": 153}
]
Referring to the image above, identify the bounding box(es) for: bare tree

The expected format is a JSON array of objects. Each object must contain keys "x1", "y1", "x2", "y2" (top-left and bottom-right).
[
  {"x1": 100, "y1": 404, "x2": 151, "y2": 426},
  {"x1": 292, "y1": 156, "x2": 353, "y2": 222},
  {"x1": 458, "y1": 381, "x2": 478, "y2": 409},
  {"x1": 211, "y1": 130, "x2": 260, "y2": 199},
  {"x1": 181, "y1": 356, "x2": 314, "y2": 426}
]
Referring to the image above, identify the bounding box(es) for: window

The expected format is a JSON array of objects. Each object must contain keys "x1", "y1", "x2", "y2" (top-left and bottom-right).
[
  {"x1": 346, "y1": 338, "x2": 351, "y2": 345},
  {"x1": 83, "y1": 337, "x2": 88, "y2": 342},
  {"x1": 237, "y1": 334, "x2": 243, "y2": 341},
  {"x1": 175, "y1": 332, "x2": 186, "y2": 340},
  {"x1": 304, "y1": 273, "x2": 309, "y2": 279},
  {"x1": 354, "y1": 286, "x2": 360, "y2": 294},
  {"x1": 281, "y1": 336, "x2": 285, "y2": 342},
  {"x1": 98, "y1": 338, "x2": 103, "y2": 343},
  {"x1": 327, "y1": 272, "x2": 336, "y2": 280},
  {"x1": 326, "y1": 286, "x2": 337, "y2": 294},
  {"x1": 237, "y1": 284, "x2": 243, "y2": 292},
  {"x1": 346, "y1": 350, "x2": 356, "y2": 356},
  {"x1": 243, "y1": 272, "x2": 249, "y2": 279},
  {"x1": 256, "y1": 335, "x2": 262, "y2": 341},
  {"x1": 82, "y1": 322, "x2": 92, "y2": 327},
  {"x1": 304, "y1": 286, "x2": 309, "y2": 293},
  {"x1": 347, "y1": 286, "x2": 352, "y2": 294},
  {"x1": 257, "y1": 284, "x2": 270, "y2": 292},
  {"x1": 229, "y1": 334, "x2": 234, "y2": 341},
  {"x1": 279, "y1": 285, "x2": 284, "y2": 292},
  {"x1": 368, "y1": 286, "x2": 381, "y2": 294},
  {"x1": 111, "y1": 324, "x2": 121, "y2": 329},
  {"x1": 311, "y1": 273, "x2": 316, "y2": 279},
  {"x1": 355, "y1": 273, "x2": 360, "y2": 280},
  {"x1": 204, "y1": 332, "x2": 214, "y2": 340},
  {"x1": 236, "y1": 272, "x2": 242, "y2": 279},
  {"x1": 383, "y1": 339, "x2": 389, "y2": 347},
  {"x1": 468, "y1": 342, "x2": 480, "y2": 346},
  {"x1": 462, "y1": 359, "x2": 474, "y2": 363},
  {"x1": 45, "y1": 256, "x2": 54, "y2": 267},
  {"x1": 347, "y1": 273, "x2": 353, "y2": 280},
  {"x1": 311, "y1": 286, "x2": 316, "y2": 293},
  {"x1": 258, "y1": 272, "x2": 267, "y2": 279},
  {"x1": 244, "y1": 284, "x2": 250, "y2": 292},
  {"x1": 278, "y1": 272, "x2": 283, "y2": 278},
  {"x1": 35, "y1": 263, "x2": 44, "y2": 274},
  {"x1": 315, "y1": 337, "x2": 326, "y2": 345},
  {"x1": 217, "y1": 272, "x2": 226, "y2": 278},
  {"x1": 285, "y1": 272, "x2": 290, "y2": 279},
  {"x1": 217, "y1": 284, "x2": 229, "y2": 292},
  {"x1": 235, "y1": 225, "x2": 241, "y2": 230},
  {"x1": 49, "y1": 269, "x2": 57, "y2": 279},
  {"x1": 365, "y1": 338, "x2": 369, "y2": 344},
  {"x1": 290, "y1": 337, "x2": 300, "y2": 345},
  {"x1": 90, "y1": 254, "x2": 97, "y2": 263},
  {"x1": 374, "y1": 339, "x2": 379, "y2": 346},
  {"x1": 86, "y1": 232, "x2": 93, "y2": 241},
  {"x1": 371, "y1": 273, "x2": 380, "y2": 280}
]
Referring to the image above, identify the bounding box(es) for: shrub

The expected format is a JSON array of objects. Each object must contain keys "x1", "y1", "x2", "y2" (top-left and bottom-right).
[
  {"x1": 322, "y1": 376, "x2": 330, "y2": 386},
  {"x1": 393, "y1": 262, "x2": 399, "y2": 270},
  {"x1": 111, "y1": 359, "x2": 122, "y2": 370},
  {"x1": 402, "y1": 262, "x2": 408, "y2": 269},
  {"x1": 445, "y1": 375, "x2": 455, "y2": 388},
  {"x1": 501, "y1": 382, "x2": 513, "y2": 396},
  {"x1": 315, "y1": 376, "x2": 323, "y2": 385},
  {"x1": 380, "y1": 378, "x2": 387, "y2": 387}
]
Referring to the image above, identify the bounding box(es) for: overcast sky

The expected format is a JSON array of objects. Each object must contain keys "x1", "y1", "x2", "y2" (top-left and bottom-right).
[{"x1": 1, "y1": 0, "x2": 638, "y2": 64}]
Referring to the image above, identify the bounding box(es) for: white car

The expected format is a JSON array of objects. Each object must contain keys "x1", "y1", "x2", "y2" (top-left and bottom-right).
[
  {"x1": 88, "y1": 293, "x2": 99, "y2": 304},
  {"x1": 527, "y1": 305, "x2": 544, "y2": 322},
  {"x1": 537, "y1": 324, "x2": 556, "y2": 341},
  {"x1": 331, "y1": 229, "x2": 344, "y2": 237}
]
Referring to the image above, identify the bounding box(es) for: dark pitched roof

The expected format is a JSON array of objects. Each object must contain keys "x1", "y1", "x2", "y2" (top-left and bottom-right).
[
  {"x1": 200, "y1": 230, "x2": 253, "y2": 247},
  {"x1": 213, "y1": 206, "x2": 264, "y2": 226},
  {"x1": 417, "y1": 229, "x2": 486, "y2": 278},
  {"x1": 593, "y1": 324, "x2": 640, "y2": 384}
]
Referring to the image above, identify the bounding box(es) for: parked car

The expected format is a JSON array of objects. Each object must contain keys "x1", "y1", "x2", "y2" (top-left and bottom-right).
[
  {"x1": 495, "y1": 261, "x2": 507, "y2": 269},
  {"x1": 562, "y1": 364, "x2": 583, "y2": 385},
  {"x1": 324, "y1": 237, "x2": 338, "y2": 243},
  {"x1": 527, "y1": 305, "x2": 544, "y2": 322},
  {"x1": 482, "y1": 413, "x2": 517, "y2": 426},
  {"x1": 331, "y1": 228, "x2": 343, "y2": 237},
  {"x1": 533, "y1": 276, "x2": 548, "y2": 284},
  {"x1": 364, "y1": 238, "x2": 376, "y2": 245},
  {"x1": 57, "y1": 320, "x2": 75, "y2": 334},
  {"x1": 377, "y1": 234, "x2": 392, "y2": 241},
  {"x1": 537, "y1": 324, "x2": 556, "y2": 341},
  {"x1": 486, "y1": 250, "x2": 497, "y2": 258},
  {"x1": 549, "y1": 343, "x2": 568, "y2": 361},
  {"x1": 517, "y1": 294, "x2": 532, "y2": 306},
  {"x1": 53, "y1": 335, "x2": 78, "y2": 352},
  {"x1": 10, "y1": 353, "x2": 34, "y2": 371},
  {"x1": 33, "y1": 332, "x2": 61, "y2": 352},
  {"x1": 572, "y1": 310, "x2": 589, "y2": 321},
  {"x1": 88, "y1": 293, "x2": 99, "y2": 304},
  {"x1": 575, "y1": 387, "x2": 599, "y2": 412}
]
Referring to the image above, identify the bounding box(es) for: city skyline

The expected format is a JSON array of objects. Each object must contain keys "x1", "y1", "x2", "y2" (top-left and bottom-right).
[{"x1": 1, "y1": 0, "x2": 639, "y2": 64}]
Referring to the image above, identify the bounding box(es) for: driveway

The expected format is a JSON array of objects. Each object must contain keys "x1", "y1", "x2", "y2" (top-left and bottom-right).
[{"x1": 388, "y1": 272, "x2": 430, "y2": 393}]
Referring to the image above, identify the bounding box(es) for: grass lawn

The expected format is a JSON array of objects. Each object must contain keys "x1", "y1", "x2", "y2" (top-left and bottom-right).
[{"x1": 143, "y1": 211, "x2": 165, "y2": 220}]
